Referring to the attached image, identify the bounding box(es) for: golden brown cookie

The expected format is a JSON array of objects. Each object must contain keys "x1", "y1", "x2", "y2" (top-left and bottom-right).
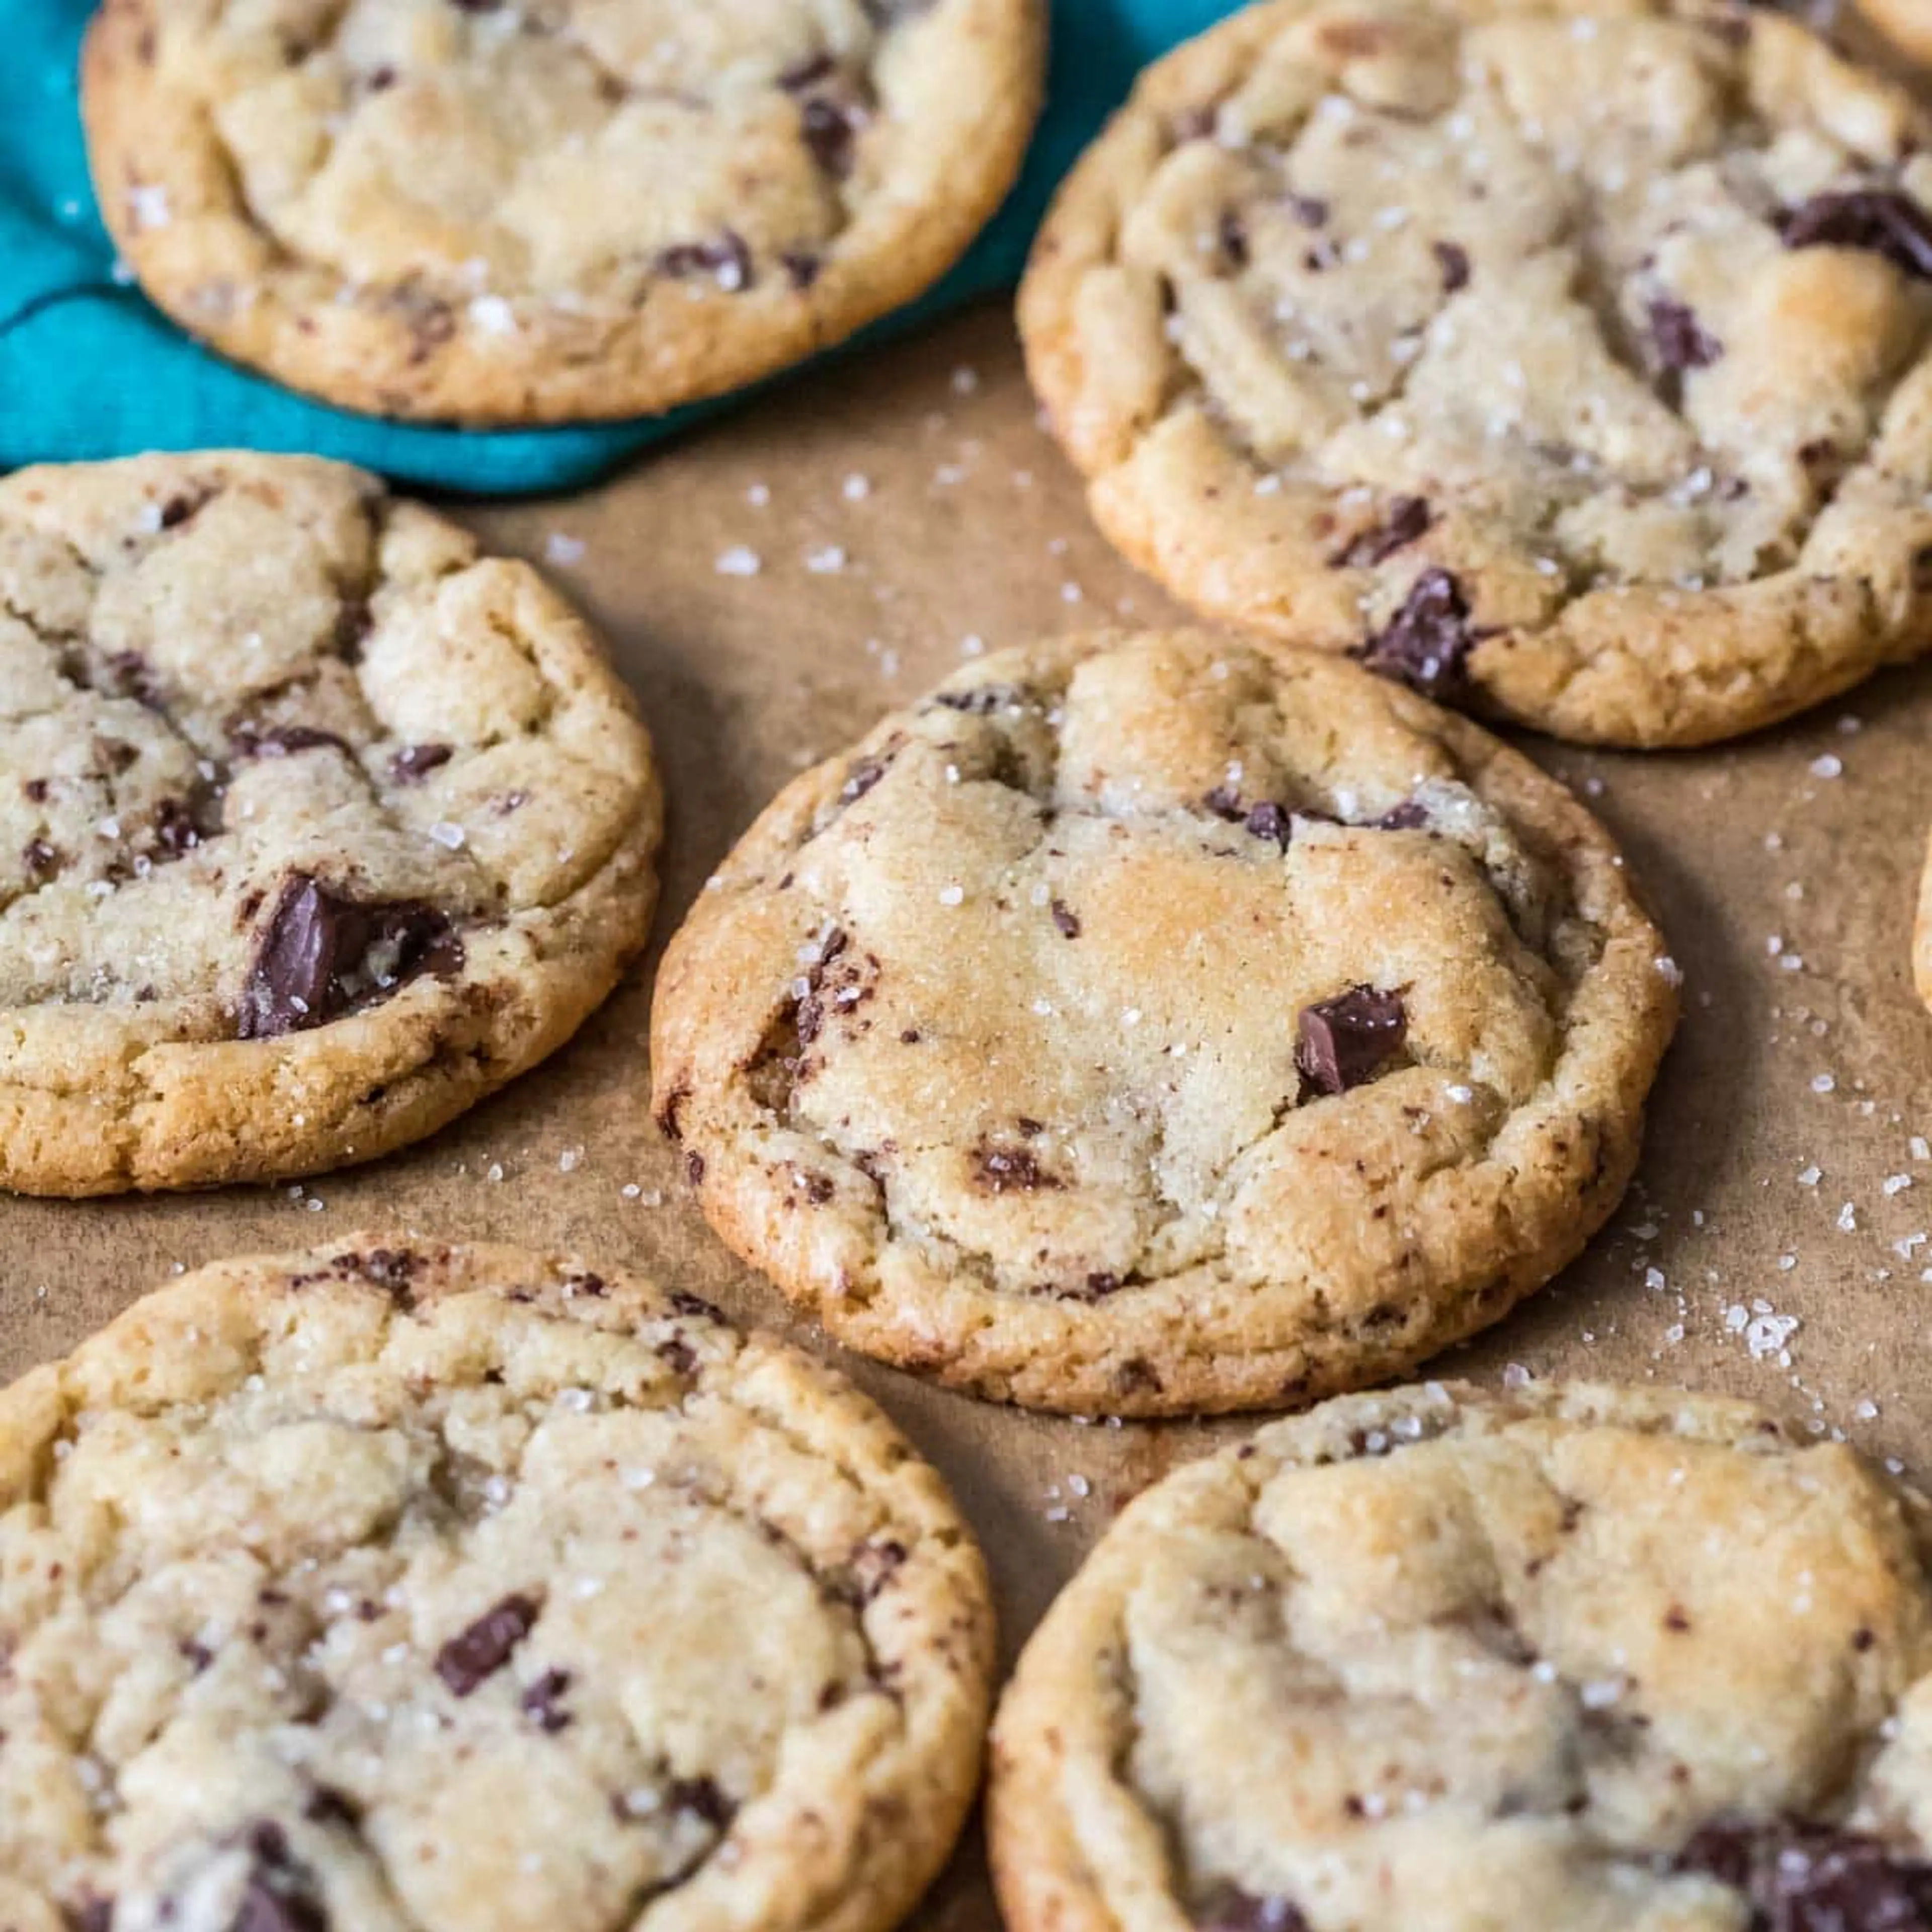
[
  {"x1": 0, "y1": 1237, "x2": 994, "y2": 1932},
  {"x1": 991, "y1": 1379, "x2": 1932, "y2": 1932},
  {"x1": 0, "y1": 452, "x2": 661, "y2": 1194},
  {"x1": 83, "y1": 0, "x2": 1045, "y2": 424},
  {"x1": 1020, "y1": 0, "x2": 1932, "y2": 748},
  {"x1": 649, "y1": 630, "x2": 1678, "y2": 1416}
]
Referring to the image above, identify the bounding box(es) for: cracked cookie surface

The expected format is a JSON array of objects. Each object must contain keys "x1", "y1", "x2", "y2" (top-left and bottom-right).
[
  {"x1": 1019, "y1": 0, "x2": 1932, "y2": 748},
  {"x1": 647, "y1": 630, "x2": 1677, "y2": 1417},
  {"x1": 82, "y1": 0, "x2": 1045, "y2": 424},
  {"x1": 0, "y1": 452, "x2": 662, "y2": 1194},
  {"x1": 0, "y1": 1237, "x2": 994, "y2": 1932},
  {"x1": 990, "y1": 1379, "x2": 1932, "y2": 1932}
]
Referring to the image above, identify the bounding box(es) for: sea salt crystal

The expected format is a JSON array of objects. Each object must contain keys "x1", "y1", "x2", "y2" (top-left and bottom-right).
[{"x1": 715, "y1": 546, "x2": 761, "y2": 577}]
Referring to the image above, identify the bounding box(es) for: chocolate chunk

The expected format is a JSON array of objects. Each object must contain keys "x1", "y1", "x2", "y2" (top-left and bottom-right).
[
  {"x1": 1675, "y1": 1817, "x2": 1932, "y2": 1931},
  {"x1": 349, "y1": 1247, "x2": 421, "y2": 1302},
  {"x1": 1433, "y1": 239, "x2": 1471, "y2": 293},
  {"x1": 667, "y1": 1775, "x2": 737, "y2": 1829},
  {"x1": 1243, "y1": 801, "x2": 1292, "y2": 848},
  {"x1": 1296, "y1": 986, "x2": 1408, "y2": 1095},
  {"x1": 1330, "y1": 495, "x2": 1433, "y2": 569},
  {"x1": 657, "y1": 231, "x2": 754, "y2": 291},
  {"x1": 1356, "y1": 568, "x2": 1476, "y2": 701},
  {"x1": 236, "y1": 876, "x2": 462, "y2": 1039},
  {"x1": 1648, "y1": 297, "x2": 1721, "y2": 374},
  {"x1": 933, "y1": 683, "x2": 1031, "y2": 714},
  {"x1": 23, "y1": 777, "x2": 49, "y2": 802},
  {"x1": 840, "y1": 757, "x2": 888, "y2": 802},
  {"x1": 233, "y1": 1877, "x2": 327, "y2": 1932},
  {"x1": 520, "y1": 1667, "x2": 574, "y2": 1733},
  {"x1": 1204, "y1": 785, "x2": 1246, "y2": 822},
  {"x1": 670, "y1": 1290, "x2": 722, "y2": 1321},
  {"x1": 231, "y1": 726, "x2": 353, "y2": 761},
  {"x1": 1781, "y1": 189, "x2": 1932, "y2": 280},
  {"x1": 778, "y1": 52, "x2": 837, "y2": 90},
  {"x1": 435, "y1": 1593, "x2": 539, "y2": 1696},
  {"x1": 1287, "y1": 194, "x2": 1329, "y2": 228},
  {"x1": 22, "y1": 838, "x2": 57, "y2": 878},
  {"x1": 66, "y1": 1897, "x2": 114, "y2": 1932},
  {"x1": 1376, "y1": 799, "x2": 1430, "y2": 831},
  {"x1": 388, "y1": 743, "x2": 452, "y2": 783},
  {"x1": 781, "y1": 250, "x2": 823, "y2": 290},
  {"x1": 1220, "y1": 210, "x2": 1250, "y2": 270},
  {"x1": 152, "y1": 798, "x2": 199, "y2": 856},
  {"x1": 1051, "y1": 898, "x2": 1081, "y2": 938},
  {"x1": 1194, "y1": 1885, "x2": 1310, "y2": 1932},
  {"x1": 800, "y1": 98, "x2": 858, "y2": 176},
  {"x1": 975, "y1": 1145, "x2": 1061, "y2": 1192},
  {"x1": 302, "y1": 1785, "x2": 362, "y2": 1828}
]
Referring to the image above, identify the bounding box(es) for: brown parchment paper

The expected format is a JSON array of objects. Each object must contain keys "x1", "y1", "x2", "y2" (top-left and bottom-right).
[{"x1": 7, "y1": 294, "x2": 1932, "y2": 1927}]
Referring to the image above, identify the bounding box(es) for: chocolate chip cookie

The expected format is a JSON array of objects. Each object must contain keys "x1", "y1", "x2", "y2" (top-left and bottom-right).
[
  {"x1": 648, "y1": 630, "x2": 1677, "y2": 1416},
  {"x1": 0, "y1": 1237, "x2": 994, "y2": 1932},
  {"x1": 83, "y1": 0, "x2": 1045, "y2": 424},
  {"x1": 0, "y1": 453, "x2": 661, "y2": 1194},
  {"x1": 991, "y1": 1379, "x2": 1932, "y2": 1932},
  {"x1": 1020, "y1": 0, "x2": 1932, "y2": 748}
]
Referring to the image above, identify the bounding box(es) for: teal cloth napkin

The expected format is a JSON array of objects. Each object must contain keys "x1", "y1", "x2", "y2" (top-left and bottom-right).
[{"x1": 0, "y1": 2, "x2": 1232, "y2": 494}]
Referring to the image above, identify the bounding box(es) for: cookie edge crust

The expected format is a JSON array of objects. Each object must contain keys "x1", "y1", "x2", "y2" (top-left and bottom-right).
[
  {"x1": 0, "y1": 1235, "x2": 998, "y2": 1932},
  {"x1": 982, "y1": 1379, "x2": 1893, "y2": 1932},
  {"x1": 0, "y1": 463, "x2": 666, "y2": 1197},
  {"x1": 648, "y1": 630, "x2": 1680, "y2": 1418},
  {"x1": 1015, "y1": 0, "x2": 1932, "y2": 750},
  {"x1": 80, "y1": 0, "x2": 1048, "y2": 426}
]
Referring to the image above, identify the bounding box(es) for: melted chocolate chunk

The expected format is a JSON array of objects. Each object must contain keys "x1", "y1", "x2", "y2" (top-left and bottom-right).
[
  {"x1": 1051, "y1": 898, "x2": 1082, "y2": 938},
  {"x1": 1675, "y1": 1817, "x2": 1932, "y2": 1931},
  {"x1": 778, "y1": 51, "x2": 837, "y2": 90},
  {"x1": 667, "y1": 1775, "x2": 737, "y2": 1830},
  {"x1": 1356, "y1": 568, "x2": 1476, "y2": 701},
  {"x1": 1330, "y1": 495, "x2": 1433, "y2": 569},
  {"x1": 1296, "y1": 986, "x2": 1408, "y2": 1095},
  {"x1": 65, "y1": 1898, "x2": 114, "y2": 1932},
  {"x1": 236, "y1": 876, "x2": 462, "y2": 1039},
  {"x1": 1781, "y1": 189, "x2": 1932, "y2": 280},
  {"x1": 1287, "y1": 194, "x2": 1329, "y2": 227},
  {"x1": 841, "y1": 757, "x2": 888, "y2": 802},
  {"x1": 781, "y1": 250, "x2": 823, "y2": 290},
  {"x1": 1433, "y1": 239, "x2": 1471, "y2": 293},
  {"x1": 975, "y1": 1145, "x2": 1061, "y2": 1192},
  {"x1": 657, "y1": 231, "x2": 755, "y2": 290},
  {"x1": 933, "y1": 682, "x2": 1031, "y2": 714},
  {"x1": 435, "y1": 1593, "x2": 539, "y2": 1696},
  {"x1": 1220, "y1": 210, "x2": 1250, "y2": 270},
  {"x1": 670, "y1": 1290, "x2": 722, "y2": 1321},
  {"x1": 1376, "y1": 799, "x2": 1430, "y2": 831},
  {"x1": 800, "y1": 97, "x2": 858, "y2": 176},
  {"x1": 389, "y1": 743, "x2": 452, "y2": 783},
  {"x1": 232, "y1": 725, "x2": 353, "y2": 761},
  {"x1": 1243, "y1": 801, "x2": 1293, "y2": 848},
  {"x1": 152, "y1": 798, "x2": 200, "y2": 856},
  {"x1": 1194, "y1": 1885, "x2": 1311, "y2": 1932},
  {"x1": 22, "y1": 838, "x2": 57, "y2": 878},
  {"x1": 521, "y1": 1667, "x2": 574, "y2": 1733},
  {"x1": 1648, "y1": 297, "x2": 1721, "y2": 374},
  {"x1": 228, "y1": 1823, "x2": 327, "y2": 1932}
]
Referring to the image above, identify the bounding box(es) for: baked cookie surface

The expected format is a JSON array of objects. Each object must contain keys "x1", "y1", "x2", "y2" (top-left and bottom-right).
[
  {"x1": 83, "y1": 0, "x2": 1045, "y2": 424},
  {"x1": 1020, "y1": 0, "x2": 1932, "y2": 748},
  {"x1": 990, "y1": 1379, "x2": 1932, "y2": 1932},
  {"x1": 0, "y1": 1237, "x2": 994, "y2": 1932},
  {"x1": 1862, "y1": 0, "x2": 1932, "y2": 68},
  {"x1": 649, "y1": 630, "x2": 1677, "y2": 1416},
  {"x1": 0, "y1": 452, "x2": 662, "y2": 1194}
]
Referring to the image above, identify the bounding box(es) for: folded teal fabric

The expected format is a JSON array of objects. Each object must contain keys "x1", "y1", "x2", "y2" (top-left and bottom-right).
[{"x1": 0, "y1": 1, "x2": 1233, "y2": 494}]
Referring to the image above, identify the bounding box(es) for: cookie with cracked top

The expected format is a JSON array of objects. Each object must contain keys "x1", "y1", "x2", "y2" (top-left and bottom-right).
[
  {"x1": 990, "y1": 1379, "x2": 1932, "y2": 1932},
  {"x1": 648, "y1": 630, "x2": 1677, "y2": 1417},
  {"x1": 82, "y1": 0, "x2": 1045, "y2": 424},
  {"x1": 0, "y1": 1237, "x2": 994, "y2": 1932},
  {"x1": 0, "y1": 452, "x2": 662, "y2": 1194},
  {"x1": 1019, "y1": 0, "x2": 1932, "y2": 748}
]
